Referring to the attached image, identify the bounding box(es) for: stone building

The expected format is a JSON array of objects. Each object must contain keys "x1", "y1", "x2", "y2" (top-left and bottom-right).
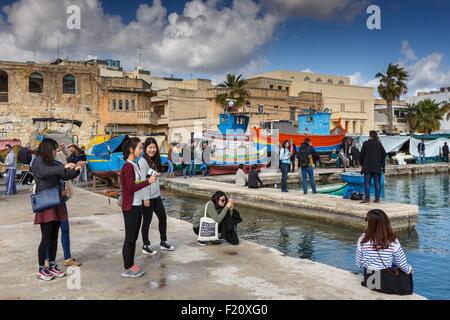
[
  {"x1": 0, "y1": 59, "x2": 156, "y2": 145},
  {"x1": 249, "y1": 70, "x2": 375, "y2": 134},
  {"x1": 374, "y1": 98, "x2": 410, "y2": 133}
]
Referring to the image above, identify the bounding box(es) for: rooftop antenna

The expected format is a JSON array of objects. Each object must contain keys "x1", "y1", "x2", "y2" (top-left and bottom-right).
[{"x1": 136, "y1": 44, "x2": 148, "y2": 69}]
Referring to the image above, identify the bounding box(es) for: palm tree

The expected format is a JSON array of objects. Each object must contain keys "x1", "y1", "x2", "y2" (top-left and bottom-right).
[
  {"x1": 376, "y1": 64, "x2": 409, "y2": 133},
  {"x1": 406, "y1": 99, "x2": 450, "y2": 133},
  {"x1": 215, "y1": 74, "x2": 250, "y2": 112}
]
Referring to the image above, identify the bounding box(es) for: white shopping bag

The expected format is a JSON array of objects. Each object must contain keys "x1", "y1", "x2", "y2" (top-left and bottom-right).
[{"x1": 197, "y1": 203, "x2": 219, "y2": 242}]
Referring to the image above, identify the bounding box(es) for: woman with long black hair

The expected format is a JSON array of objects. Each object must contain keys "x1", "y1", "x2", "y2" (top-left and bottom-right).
[
  {"x1": 32, "y1": 138, "x2": 82, "y2": 281},
  {"x1": 139, "y1": 137, "x2": 175, "y2": 253},
  {"x1": 192, "y1": 191, "x2": 242, "y2": 246},
  {"x1": 120, "y1": 137, "x2": 157, "y2": 278}
]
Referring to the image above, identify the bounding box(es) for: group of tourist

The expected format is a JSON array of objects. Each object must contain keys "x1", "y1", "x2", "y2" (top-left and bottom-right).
[{"x1": 20, "y1": 134, "x2": 414, "y2": 294}]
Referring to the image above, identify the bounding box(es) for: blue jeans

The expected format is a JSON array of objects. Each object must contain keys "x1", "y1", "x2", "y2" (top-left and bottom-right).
[
  {"x1": 280, "y1": 162, "x2": 290, "y2": 192},
  {"x1": 364, "y1": 173, "x2": 381, "y2": 200},
  {"x1": 419, "y1": 153, "x2": 425, "y2": 164},
  {"x1": 301, "y1": 166, "x2": 317, "y2": 194},
  {"x1": 45, "y1": 219, "x2": 71, "y2": 261},
  {"x1": 167, "y1": 160, "x2": 174, "y2": 175},
  {"x1": 5, "y1": 169, "x2": 17, "y2": 195}
]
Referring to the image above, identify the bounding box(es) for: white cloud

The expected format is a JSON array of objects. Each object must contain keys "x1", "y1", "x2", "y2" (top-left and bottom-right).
[
  {"x1": 348, "y1": 72, "x2": 378, "y2": 89},
  {"x1": 398, "y1": 41, "x2": 450, "y2": 96},
  {"x1": 0, "y1": 0, "x2": 279, "y2": 77},
  {"x1": 301, "y1": 68, "x2": 314, "y2": 73}
]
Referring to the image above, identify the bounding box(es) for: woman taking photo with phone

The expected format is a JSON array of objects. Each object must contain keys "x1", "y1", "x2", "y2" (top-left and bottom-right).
[
  {"x1": 32, "y1": 138, "x2": 82, "y2": 281},
  {"x1": 120, "y1": 137, "x2": 157, "y2": 278},
  {"x1": 139, "y1": 137, "x2": 175, "y2": 254}
]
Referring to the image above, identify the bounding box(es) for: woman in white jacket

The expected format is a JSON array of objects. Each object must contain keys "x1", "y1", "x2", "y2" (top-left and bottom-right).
[{"x1": 138, "y1": 137, "x2": 175, "y2": 254}]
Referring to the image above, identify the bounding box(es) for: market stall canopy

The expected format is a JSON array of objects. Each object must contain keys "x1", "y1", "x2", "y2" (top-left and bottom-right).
[{"x1": 353, "y1": 135, "x2": 410, "y2": 153}]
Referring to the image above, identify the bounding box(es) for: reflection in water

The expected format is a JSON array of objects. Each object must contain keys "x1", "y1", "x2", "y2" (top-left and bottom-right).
[{"x1": 163, "y1": 173, "x2": 450, "y2": 299}]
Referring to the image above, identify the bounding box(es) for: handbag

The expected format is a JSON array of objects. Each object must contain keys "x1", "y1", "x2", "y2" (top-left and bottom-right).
[
  {"x1": 197, "y1": 203, "x2": 219, "y2": 242},
  {"x1": 31, "y1": 187, "x2": 62, "y2": 213},
  {"x1": 362, "y1": 249, "x2": 413, "y2": 295}
]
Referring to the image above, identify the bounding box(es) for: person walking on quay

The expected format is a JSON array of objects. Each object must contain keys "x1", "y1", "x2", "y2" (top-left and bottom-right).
[
  {"x1": 193, "y1": 191, "x2": 242, "y2": 246},
  {"x1": 32, "y1": 139, "x2": 82, "y2": 281},
  {"x1": 139, "y1": 137, "x2": 175, "y2": 255},
  {"x1": 248, "y1": 164, "x2": 264, "y2": 189},
  {"x1": 4, "y1": 144, "x2": 17, "y2": 195},
  {"x1": 167, "y1": 143, "x2": 175, "y2": 178},
  {"x1": 359, "y1": 131, "x2": 386, "y2": 203},
  {"x1": 442, "y1": 142, "x2": 449, "y2": 163},
  {"x1": 289, "y1": 138, "x2": 297, "y2": 173},
  {"x1": 120, "y1": 137, "x2": 157, "y2": 278},
  {"x1": 201, "y1": 142, "x2": 211, "y2": 176},
  {"x1": 279, "y1": 140, "x2": 291, "y2": 193},
  {"x1": 298, "y1": 138, "x2": 317, "y2": 194},
  {"x1": 357, "y1": 209, "x2": 413, "y2": 295},
  {"x1": 417, "y1": 139, "x2": 426, "y2": 164}
]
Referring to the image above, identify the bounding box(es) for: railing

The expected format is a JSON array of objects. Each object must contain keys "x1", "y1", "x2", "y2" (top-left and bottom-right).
[
  {"x1": 0, "y1": 92, "x2": 8, "y2": 103},
  {"x1": 101, "y1": 77, "x2": 152, "y2": 90},
  {"x1": 104, "y1": 110, "x2": 157, "y2": 125}
]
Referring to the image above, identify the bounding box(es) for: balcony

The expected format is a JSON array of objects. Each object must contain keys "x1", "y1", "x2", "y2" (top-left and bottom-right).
[
  {"x1": 100, "y1": 77, "x2": 155, "y2": 95},
  {"x1": 103, "y1": 110, "x2": 158, "y2": 125}
]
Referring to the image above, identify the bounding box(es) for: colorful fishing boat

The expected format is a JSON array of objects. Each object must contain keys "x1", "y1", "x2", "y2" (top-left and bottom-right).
[
  {"x1": 266, "y1": 111, "x2": 346, "y2": 152},
  {"x1": 201, "y1": 113, "x2": 270, "y2": 175},
  {"x1": 86, "y1": 135, "x2": 127, "y2": 182}
]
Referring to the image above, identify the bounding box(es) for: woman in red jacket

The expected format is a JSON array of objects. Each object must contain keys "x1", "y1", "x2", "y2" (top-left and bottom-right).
[{"x1": 120, "y1": 137, "x2": 157, "y2": 278}]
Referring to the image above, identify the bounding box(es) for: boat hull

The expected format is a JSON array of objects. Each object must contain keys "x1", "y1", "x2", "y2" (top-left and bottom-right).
[{"x1": 278, "y1": 132, "x2": 346, "y2": 152}]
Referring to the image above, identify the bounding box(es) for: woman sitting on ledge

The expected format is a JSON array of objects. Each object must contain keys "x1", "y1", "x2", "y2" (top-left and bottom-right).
[
  {"x1": 356, "y1": 209, "x2": 414, "y2": 295},
  {"x1": 193, "y1": 191, "x2": 242, "y2": 246}
]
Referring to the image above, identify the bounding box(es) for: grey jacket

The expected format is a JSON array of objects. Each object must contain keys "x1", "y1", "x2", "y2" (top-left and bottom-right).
[
  {"x1": 138, "y1": 157, "x2": 161, "y2": 200},
  {"x1": 31, "y1": 156, "x2": 79, "y2": 193},
  {"x1": 5, "y1": 151, "x2": 17, "y2": 169}
]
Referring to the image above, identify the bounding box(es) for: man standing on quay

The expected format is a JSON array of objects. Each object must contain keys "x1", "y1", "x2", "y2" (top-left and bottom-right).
[{"x1": 359, "y1": 131, "x2": 386, "y2": 203}]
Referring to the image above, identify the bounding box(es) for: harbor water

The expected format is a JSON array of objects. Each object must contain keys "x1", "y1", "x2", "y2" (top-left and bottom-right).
[{"x1": 162, "y1": 173, "x2": 450, "y2": 299}]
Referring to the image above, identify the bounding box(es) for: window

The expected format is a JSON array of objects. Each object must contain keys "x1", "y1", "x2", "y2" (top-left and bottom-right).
[
  {"x1": 316, "y1": 78, "x2": 322, "y2": 82},
  {"x1": 360, "y1": 101, "x2": 365, "y2": 113},
  {"x1": 327, "y1": 79, "x2": 333, "y2": 84},
  {"x1": 131, "y1": 100, "x2": 136, "y2": 111},
  {"x1": 278, "y1": 86, "x2": 282, "y2": 90},
  {"x1": 0, "y1": 70, "x2": 8, "y2": 102},
  {"x1": 125, "y1": 100, "x2": 129, "y2": 111},
  {"x1": 112, "y1": 99, "x2": 116, "y2": 111},
  {"x1": 269, "y1": 85, "x2": 274, "y2": 89},
  {"x1": 338, "y1": 80, "x2": 344, "y2": 85},
  {"x1": 340, "y1": 103, "x2": 345, "y2": 112},
  {"x1": 304, "y1": 77, "x2": 310, "y2": 81},
  {"x1": 154, "y1": 105, "x2": 165, "y2": 117},
  {"x1": 63, "y1": 74, "x2": 76, "y2": 94},
  {"x1": 29, "y1": 72, "x2": 43, "y2": 93},
  {"x1": 119, "y1": 100, "x2": 123, "y2": 110}
]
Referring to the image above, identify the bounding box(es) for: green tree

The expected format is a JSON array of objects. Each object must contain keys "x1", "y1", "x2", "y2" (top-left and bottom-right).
[
  {"x1": 406, "y1": 99, "x2": 450, "y2": 133},
  {"x1": 215, "y1": 74, "x2": 250, "y2": 112},
  {"x1": 376, "y1": 64, "x2": 409, "y2": 133}
]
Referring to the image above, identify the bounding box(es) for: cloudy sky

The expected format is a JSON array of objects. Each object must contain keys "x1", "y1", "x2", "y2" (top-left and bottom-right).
[{"x1": 0, "y1": 0, "x2": 449, "y2": 95}]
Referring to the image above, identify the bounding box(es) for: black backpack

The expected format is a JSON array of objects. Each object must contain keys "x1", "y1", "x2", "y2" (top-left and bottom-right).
[
  {"x1": 350, "y1": 192, "x2": 364, "y2": 201},
  {"x1": 298, "y1": 145, "x2": 309, "y2": 167}
]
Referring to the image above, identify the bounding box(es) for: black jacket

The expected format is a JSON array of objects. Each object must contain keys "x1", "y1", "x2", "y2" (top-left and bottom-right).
[
  {"x1": 443, "y1": 145, "x2": 449, "y2": 155},
  {"x1": 18, "y1": 148, "x2": 32, "y2": 165},
  {"x1": 298, "y1": 142, "x2": 314, "y2": 167},
  {"x1": 359, "y1": 139, "x2": 386, "y2": 173},
  {"x1": 248, "y1": 169, "x2": 263, "y2": 188},
  {"x1": 219, "y1": 208, "x2": 242, "y2": 245},
  {"x1": 31, "y1": 156, "x2": 79, "y2": 193}
]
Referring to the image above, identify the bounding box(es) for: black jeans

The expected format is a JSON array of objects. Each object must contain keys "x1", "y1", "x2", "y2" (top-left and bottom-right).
[
  {"x1": 122, "y1": 206, "x2": 143, "y2": 270},
  {"x1": 142, "y1": 197, "x2": 167, "y2": 245},
  {"x1": 38, "y1": 221, "x2": 60, "y2": 267}
]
